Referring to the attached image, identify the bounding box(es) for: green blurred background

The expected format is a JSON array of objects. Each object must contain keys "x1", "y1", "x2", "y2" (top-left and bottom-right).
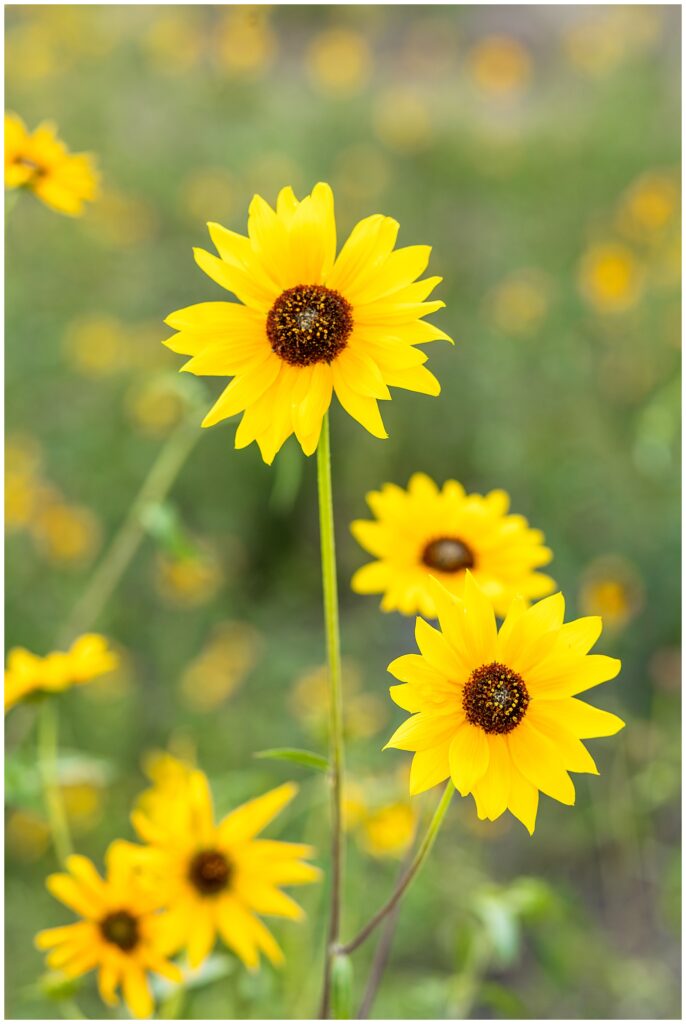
[{"x1": 5, "y1": 4, "x2": 680, "y2": 1019}]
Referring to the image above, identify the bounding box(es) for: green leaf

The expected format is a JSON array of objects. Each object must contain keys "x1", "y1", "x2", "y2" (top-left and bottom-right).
[
  {"x1": 254, "y1": 748, "x2": 329, "y2": 773},
  {"x1": 330, "y1": 954, "x2": 354, "y2": 1019}
]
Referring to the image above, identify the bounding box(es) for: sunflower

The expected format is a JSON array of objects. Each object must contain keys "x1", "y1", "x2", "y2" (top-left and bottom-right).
[
  {"x1": 351, "y1": 473, "x2": 554, "y2": 619},
  {"x1": 4, "y1": 634, "x2": 118, "y2": 712},
  {"x1": 385, "y1": 573, "x2": 624, "y2": 833},
  {"x1": 130, "y1": 771, "x2": 320, "y2": 969},
  {"x1": 5, "y1": 113, "x2": 99, "y2": 216},
  {"x1": 163, "y1": 182, "x2": 451, "y2": 464},
  {"x1": 35, "y1": 842, "x2": 182, "y2": 1019}
]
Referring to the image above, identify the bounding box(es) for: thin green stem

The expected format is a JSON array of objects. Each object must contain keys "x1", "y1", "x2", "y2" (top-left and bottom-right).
[
  {"x1": 59, "y1": 414, "x2": 199, "y2": 644},
  {"x1": 337, "y1": 781, "x2": 454, "y2": 956},
  {"x1": 316, "y1": 413, "x2": 345, "y2": 1019},
  {"x1": 37, "y1": 700, "x2": 73, "y2": 866}
]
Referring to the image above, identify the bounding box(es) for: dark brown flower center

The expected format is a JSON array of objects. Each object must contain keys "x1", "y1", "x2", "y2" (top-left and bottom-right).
[
  {"x1": 100, "y1": 910, "x2": 140, "y2": 952},
  {"x1": 462, "y1": 661, "x2": 529, "y2": 734},
  {"x1": 188, "y1": 849, "x2": 232, "y2": 895},
  {"x1": 266, "y1": 284, "x2": 353, "y2": 366},
  {"x1": 422, "y1": 536, "x2": 475, "y2": 574}
]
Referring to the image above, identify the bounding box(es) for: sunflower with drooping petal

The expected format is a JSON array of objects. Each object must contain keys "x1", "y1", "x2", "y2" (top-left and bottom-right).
[
  {"x1": 385, "y1": 573, "x2": 624, "y2": 834},
  {"x1": 5, "y1": 112, "x2": 99, "y2": 216},
  {"x1": 163, "y1": 182, "x2": 451, "y2": 464},
  {"x1": 130, "y1": 770, "x2": 320, "y2": 969},
  {"x1": 4, "y1": 634, "x2": 118, "y2": 712},
  {"x1": 351, "y1": 473, "x2": 555, "y2": 619},
  {"x1": 35, "y1": 842, "x2": 181, "y2": 1019}
]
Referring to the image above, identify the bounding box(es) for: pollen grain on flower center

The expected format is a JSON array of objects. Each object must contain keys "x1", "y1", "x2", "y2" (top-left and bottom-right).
[
  {"x1": 462, "y1": 661, "x2": 529, "y2": 734},
  {"x1": 100, "y1": 910, "x2": 140, "y2": 952},
  {"x1": 266, "y1": 284, "x2": 353, "y2": 367},
  {"x1": 422, "y1": 536, "x2": 475, "y2": 574},
  {"x1": 188, "y1": 849, "x2": 232, "y2": 895}
]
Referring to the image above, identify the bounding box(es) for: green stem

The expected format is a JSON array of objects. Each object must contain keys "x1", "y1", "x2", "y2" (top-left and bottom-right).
[
  {"x1": 37, "y1": 700, "x2": 73, "y2": 866},
  {"x1": 337, "y1": 781, "x2": 454, "y2": 956},
  {"x1": 59, "y1": 414, "x2": 199, "y2": 644},
  {"x1": 316, "y1": 413, "x2": 345, "y2": 1019}
]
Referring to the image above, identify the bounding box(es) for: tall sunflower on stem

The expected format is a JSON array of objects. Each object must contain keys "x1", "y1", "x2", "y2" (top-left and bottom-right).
[{"x1": 164, "y1": 182, "x2": 450, "y2": 1016}]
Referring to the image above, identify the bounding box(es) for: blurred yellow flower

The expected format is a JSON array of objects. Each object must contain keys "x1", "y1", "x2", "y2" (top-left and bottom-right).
[
  {"x1": 579, "y1": 556, "x2": 644, "y2": 632},
  {"x1": 125, "y1": 375, "x2": 187, "y2": 439},
  {"x1": 215, "y1": 6, "x2": 276, "y2": 76},
  {"x1": 306, "y1": 29, "x2": 372, "y2": 96},
  {"x1": 373, "y1": 88, "x2": 432, "y2": 153},
  {"x1": 4, "y1": 634, "x2": 118, "y2": 712},
  {"x1": 5, "y1": 22, "x2": 61, "y2": 82},
  {"x1": 352, "y1": 473, "x2": 554, "y2": 619},
  {"x1": 578, "y1": 242, "x2": 643, "y2": 313},
  {"x1": 5, "y1": 112, "x2": 99, "y2": 215},
  {"x1": 154, "y1": 544, "x2": 224, "y2": 607},
  {"x1": 164, "y1": 182, "x2": 450, "y2": 463},
  {"x1": 32, "y1": 501, "x2": 101, "y2": 565},
  {"x1": 63, "y1": 315, "x2": 127, "y2": 378},
  {"x1": 488, "y1": 269, "x2": 551, "y2": 336},
  {"x1": 179, "y1": 621, "x2": 262, "y2": 712},
  {"x1": 360, "y1": 801, "x2": 416, "y2": 858},
  {"x1": 618, "y1": 170, "x2": 679, "y2": 240},
  {"x1": 6, "y1": 809, "x2": 51, "y2": 862},
  {"x1": 563, "y1": 8, "x2": 662, "y2": 78},
  {"x1": 130, "y1": 773, "x2": 320, "y2": 969},
  {"x1": 386, "y1": 574, "x2": 624, "y2": 833},
  {"x1": 142, "y1": 10, "x2": 204, "y2": 74},
  {"x1": 5, "y1": 467, "x2": 40, "y2": 530},
  {"x1": 61, "y1": 781, "x2": 104, "y2": 834},
  {"x1": 36, "y1": 844, "x2": 182, "y2": 1019},
  {"x1": 467, "y1": 35, "x2": 532, "y2": 97},
  {"x1": 181, "y1": 166, "x2": 237, "y2": 224},
  {"x1": 290, "y1": 659, "x2": 387, "y2": 740}
]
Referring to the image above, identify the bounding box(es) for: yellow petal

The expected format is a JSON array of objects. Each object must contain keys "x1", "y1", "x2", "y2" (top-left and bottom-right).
[
  {"x1": 507, "y1": 765, "x2": 539, "y2": 835},
  {"x1": 215, "y1": 895, "x2": 260, "y2": 970},
  {"x1": 507, "y1": 720, "x2": 575, "y2": 805},
  {"x1": 551, "y1": 697, "x2": 625, "y2": 738},
  {"x1": 448, "y1": 722, "x2": 489, "y2": 795},
  {"x1": 186, "y1": 899, "x2": 216, "y2": 968},
  {"x1": 218, "y1": 782, "x2": 298, "y2": 845},
  {"x1": 527, "y1": 704, "x2": 599, "y2": 774},
  {"x1": 385, "y1": 709, "x2": 461, "y2": 752},
  {"x1": 121, "y1": 963, "x2": 154, "y2": 1020},
  {"x1": 471, "y1": 736, "x2": 511, "y2": 819},
  {"x1": 409, "y1": 743, "x2": 451, "y2": 795},
  {"x1": 332, "y1": 365, "x2": 388, "y2": 438}
]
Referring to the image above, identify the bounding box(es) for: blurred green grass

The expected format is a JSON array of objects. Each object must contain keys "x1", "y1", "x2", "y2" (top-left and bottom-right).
[{"x1": 5, "y1": 5, "x2": 680, "y2": 1019}]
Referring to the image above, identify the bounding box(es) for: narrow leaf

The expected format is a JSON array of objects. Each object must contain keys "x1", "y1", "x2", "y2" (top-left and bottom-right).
[{"x1": 254, "y1": 748, "x2": 329, "y2": 773}]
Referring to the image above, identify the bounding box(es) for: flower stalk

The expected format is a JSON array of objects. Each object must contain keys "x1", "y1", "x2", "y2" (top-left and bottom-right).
[
  {"x1": 37, "y1": 700, "x2": 73, "y2": 866},
  {"x1": 336, "y1": 781, "x2": 454, "y2": 957},
  {"x1": 316, "y1": 412, "x2": 346, "y2": 1019}
]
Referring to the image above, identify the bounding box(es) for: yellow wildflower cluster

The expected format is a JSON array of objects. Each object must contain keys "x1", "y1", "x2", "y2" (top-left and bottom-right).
[{"x1": 37, "y1": 761, "x2": 319, "y2": 1017}]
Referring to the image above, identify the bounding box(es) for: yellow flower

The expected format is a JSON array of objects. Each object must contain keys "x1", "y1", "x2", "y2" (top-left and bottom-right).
[
  {"x1": 130, "y1": 772, "x2": 320, "y2": 969},
  {"x1": 467, "y1": 35, "x2": 532, "y2": 97},
  {"x1": 351, "y1": 473, "x2": 554, "y2": 619},
  {"x1": 36, "y1": 843, "x2": 182, "y2": 1019},
  {"x1": 359, "y1": 801, "x2": 416, "y2": 859},
  {"x1": 306, "y1": 29, "x2": 372, "y2": 96},
  {"x1": 578, "y1": 242, "x2": 643, "y2": 313},
  {"x1": 385, "y1": 574, "x2": 624, "y2": 834},
  {"x1": 579, "y1": 556, "x2": 644, "y2": 632},
  {"x1": 4, "y1": 634, "x2": 118, "y2": 712},
  {"x1": 5, "y1": 112, "x2": 98, "y2": 215},
  {"x1": 618, "y1": 170, "x2": 679, "y2": 239},
  {"x1": 164, "y1": 182, "x2": 450, "y2": 464}
]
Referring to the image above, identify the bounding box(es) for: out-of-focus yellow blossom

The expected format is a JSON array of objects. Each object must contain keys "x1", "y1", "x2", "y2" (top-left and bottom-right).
[
  {"x1": 373, "y1": 88, "x2": 432, "y2": 153},
  {"x1": 563, "y1": 8, "x2": 662, "y2": 78},
  {"x1": 333, "y1": 143, "x2": 390, "y2": 203},
  {"x1": 342, "y1": 780, "x2": 367, "y2": 831},
  {"x1": 36, "y1": 844, "x2": 182, "y2": 1019},
  {"x1": 467, "y1": 35, "x2": 532, "y2": 97},
  {"x1": 125, "y1": 376, "x2": 187, "y2": 439},
  {"x1": 580, "y1": 556, "x2": 644, "y2": 632},
  {"x1": 342, "y1": 780, "x2": 416, "y2": 858},
  {"x1": 136, "y1": 749, "x2": 196, "y2": 828},
  {"x1": 5, "y1": 113, "x2": 99, "y2": 215},
  {"x1": 181, "y1": 167, "x2": 237, "y2": 224},
  {"x1": 306, "y1": 28, "x2": 372, "y2": 96},
  {"x1": 32, "y1": 501, "x2": 101, "y2": 565},
  {"x1": 5, "y1": 635, "x2": 118, "y2": 712},
  {"x1": 6, "y1": 809, "x2": 51, "y2": 862},
  {"x1": 61, "y1": 782, "x2": 104, "y2": 834},
  {"x1": 290, "y1": 659, "x2": 387, "y2": 740},
  {"x1": 5, "y1": 468, "x2": 41, "y2": 530},
  {"x1": 154, "y1": 544, "x2": 224, "y2": 608},
  {"x1": 5, "y1": 22, "x2": 61, "y2": 82},
  {"x1": 142, "y1": 10, "x2": 204, "y2": 73},
  {"x1": 85, "y1": 188, "x2": 157, "y2": 249},
  {"x1": 488, "y1": 269, "x2": 551, "y2": 336},
  {"x1": 578, "y1": 242, "x2": 643, "y2": 313},
  {"x1": 6, "y1": 432, "x2": 42, "y2": 476},
  {"x1": 618, "y1": 171, "x2": 679, "y2": 240},
  {"x1": 180, "y1": 621, "x2": 262, "y2": 712},
  {"x1": 215, "y1": 6, "x2": 276, "y2": 76},
  {"x1": 63, "y1": 315, "x2": 127, "y2": 378}
]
